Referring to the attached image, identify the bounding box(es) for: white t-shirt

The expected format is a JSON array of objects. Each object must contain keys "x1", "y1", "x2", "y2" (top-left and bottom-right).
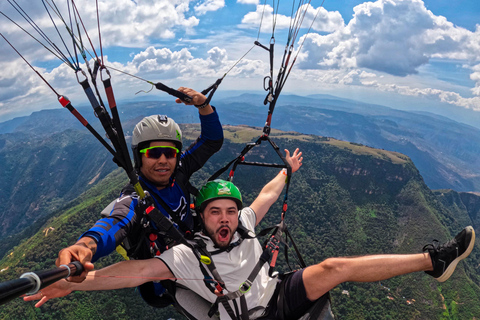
[{"x1": 157, "y1": 207, "x2": 278, "y2": 319}]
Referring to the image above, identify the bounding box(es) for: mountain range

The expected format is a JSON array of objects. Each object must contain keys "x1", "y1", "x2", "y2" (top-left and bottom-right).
[{"x1": 3, "y1": 93, "x2": 479, "y2": 193}]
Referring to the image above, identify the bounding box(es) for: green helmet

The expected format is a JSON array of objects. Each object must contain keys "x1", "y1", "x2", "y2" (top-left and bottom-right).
[{"x1": 195, "y1": 179, "x2": 243, "y2": 212}]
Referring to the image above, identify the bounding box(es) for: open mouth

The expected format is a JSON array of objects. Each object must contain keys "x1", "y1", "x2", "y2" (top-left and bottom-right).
[{"x1": 218, "y1": 227, "x2": 230, "y2": 242}]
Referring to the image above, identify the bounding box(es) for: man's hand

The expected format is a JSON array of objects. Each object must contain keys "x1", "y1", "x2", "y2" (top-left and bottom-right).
[
  {"x1": 175, "y1": 87, "x2": 214, "y2": 115},
  {"x1": 175, "y1": 87, "x2": 207, "y2": 106},
  {"x1": 55, "y1": 237, "x2": 96, "y2": 282},
  {"x1": 23, "y1": 279, "x2": 72, "y2": 307},
  {"x1": 285, "y1": 148, "x2": 303, "y2": 173}
]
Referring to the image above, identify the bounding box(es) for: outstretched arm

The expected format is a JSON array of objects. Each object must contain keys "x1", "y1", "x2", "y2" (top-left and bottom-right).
[
  {"x1": 250, "y1": 148, "x2": 303, "y2": 226},
  {"x1": 24, "y1": 258, "x2": 173, "y2": 307}
]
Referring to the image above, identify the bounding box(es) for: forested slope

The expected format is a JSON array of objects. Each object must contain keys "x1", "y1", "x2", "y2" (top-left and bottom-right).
[{"x1": 0, "y1": 125, "x2": 479, "y2": 319}]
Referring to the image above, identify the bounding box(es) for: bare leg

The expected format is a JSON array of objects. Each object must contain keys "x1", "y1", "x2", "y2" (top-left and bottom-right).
[{"x1": 303, "y1": 253, "x2": 432, "y2": 301}]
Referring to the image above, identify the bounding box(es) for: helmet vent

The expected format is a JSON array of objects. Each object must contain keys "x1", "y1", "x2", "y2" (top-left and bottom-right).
[{"x1": 158, "y1": 115, "x2": 168, "y2": 123}]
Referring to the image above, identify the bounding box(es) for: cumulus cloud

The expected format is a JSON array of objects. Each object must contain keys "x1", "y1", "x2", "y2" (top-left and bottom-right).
[
  {"x1": 298, "y1": 0, "x2": 480, "y2": 79},
  {"x1": 127, "y1": 45, "x2": 265, "y2": 80},
  {"x1": 0, "y1": 57, "x2": 77, "y2": 119},
  {"x1": 0, "y1": 0, "x2": 200, "y2": 50},
  {"x1": 295, "y1": 67, "x2": 480, "y2": 110},
  {"x1": 2, "y1": 0, "x2": 480, "y2": 120},
  {"x1": 240, "y1": 4, "x2": 343, "y2": 33}
]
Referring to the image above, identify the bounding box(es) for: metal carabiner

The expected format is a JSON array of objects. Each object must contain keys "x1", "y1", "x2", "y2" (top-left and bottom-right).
[
  {"x1": 263, "y1": 76, "x2": 272, "y2": 91},
  {"x1": 100, "y1": 66, "x2": 111, "y2": 82},
  {"x1": 75, "y1": 69, "x2": 88, "y2": 84}
]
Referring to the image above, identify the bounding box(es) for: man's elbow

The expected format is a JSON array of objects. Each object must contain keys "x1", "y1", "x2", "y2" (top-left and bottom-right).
[{"x1": 213, "y1": 137, "x2": 223, "y2": 152}]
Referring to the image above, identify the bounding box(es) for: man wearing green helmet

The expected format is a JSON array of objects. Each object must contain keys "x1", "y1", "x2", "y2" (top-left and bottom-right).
[{"x1": 28, "y1": 147, "x2": 475, "y2": 320}]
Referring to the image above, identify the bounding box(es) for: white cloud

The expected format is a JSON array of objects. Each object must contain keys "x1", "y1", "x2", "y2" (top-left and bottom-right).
[
  {"x1": 301, "y1": 5, "x2": 345, "y2": 33},
  {"x1": 292, "y1": 0, "x2": 480, "y2": 108},
  {"x1": 194, "y1": 0, "x2": 225, "y2": 16},
  {"x1": 127, "y1": 45, "x2": 266, "y2": 80},
  {"x1": 0, "y1": 0, "x2": 200, "y2": 51},
  {"x1": 241, "y1": 5, "x2": 291, "y2": 32},
  {"x1": 471, "y1": 63, "x2": 480, "y2": 96},
  {"x1": 299, "y1": 0, "x2": 480, "y2": 78},
  {"x1": 237, "y1": 0, "x2": 259, "y2": 4},
  {"x1": 240, "y1": 4, "x2": 343, "y2": 33},
  {"x1": 2, "y1": 0, "x2": 480, "y2": 121}
]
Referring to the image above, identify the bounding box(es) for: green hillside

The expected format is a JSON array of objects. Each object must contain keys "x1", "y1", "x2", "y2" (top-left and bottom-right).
[{"x1": 0, "y1": 125, "x2": 479, "y2": 319}]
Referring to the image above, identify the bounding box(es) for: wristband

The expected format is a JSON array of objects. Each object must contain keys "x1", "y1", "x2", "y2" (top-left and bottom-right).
[
  {"x1": 280, "y1": 168, "x2": 287, "y2": 176},
  {"x1": 194, "y1": 101, "x2": 209, "y2": 109}
]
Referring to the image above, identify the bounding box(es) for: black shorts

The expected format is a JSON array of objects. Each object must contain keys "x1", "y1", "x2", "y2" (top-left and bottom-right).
[{"x1": 259, "y1": 269, "x2": 329, "y2": 319}]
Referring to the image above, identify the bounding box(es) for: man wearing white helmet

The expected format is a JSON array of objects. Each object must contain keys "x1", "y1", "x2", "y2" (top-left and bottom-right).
[{"x1": 54, "y1": 87, "x2": 224, "y2": 310}]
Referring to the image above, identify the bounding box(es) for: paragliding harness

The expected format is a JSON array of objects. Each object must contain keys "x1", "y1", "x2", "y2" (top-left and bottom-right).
[
  {"x1": 199, "y1": 221, "x2": 304, "y2": 320},
  {"x1": 112, "y1": 178, "x2": 201, "y2": 308},
  {"x1": 118, "y1": 180, "x2": 198, "y2": 259}
]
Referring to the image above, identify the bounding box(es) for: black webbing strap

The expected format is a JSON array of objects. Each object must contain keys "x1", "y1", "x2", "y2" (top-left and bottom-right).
[
  {"x1": 283, "y1": 228, "x2": 307, "y2": 269},
  {"x1": 142, "y1": 204, "x2": 189, "y2": 246},
  {"x1": 199, "y1": 77, "x2": 223, "y2": 108},
  {"x1": 78, "y1": 76, "x2": 128, "y2": 171},
  {"x1": 208, "y1": 134, "x2": 291, "y2": 183}
]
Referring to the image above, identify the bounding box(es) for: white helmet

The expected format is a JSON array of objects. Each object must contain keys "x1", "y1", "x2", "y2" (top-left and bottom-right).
[{"x1": 132, "y1": 115, "x2": 182, "y2": 169}]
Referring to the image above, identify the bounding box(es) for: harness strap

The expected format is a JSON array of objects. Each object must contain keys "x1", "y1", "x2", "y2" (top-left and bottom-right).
[
  {"x1": 283, "y1": 228, "x2": 307, "y2": 269},
  {"x1": 199, "y1": 77, "x2": 223, "y2": 108},
  {"x1": 194, "y1": 240, "x2": 240, "y2": 320},
  {"x1": 141, "y1": 204, "x2": 189, "y2": 247},
  {"x1": 78, "y1": 76, "x2": 128, "y2": 172}
]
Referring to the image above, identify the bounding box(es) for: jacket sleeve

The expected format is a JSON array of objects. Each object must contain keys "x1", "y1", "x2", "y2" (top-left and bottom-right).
[
  {"x1": 178, "y1": 106, "x2": 223, "y2": 180},
  {"x1": 80, "y1": 195, "x2": 140, "y2": 262}
]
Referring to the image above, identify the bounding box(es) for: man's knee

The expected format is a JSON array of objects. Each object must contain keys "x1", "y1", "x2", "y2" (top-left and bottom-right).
[
  {"x1": 303, "y1": 257, "x2": 350, "y2": 301},
  {"x1": 312, "y1": 257, "x2": 349, "y2": 277}
]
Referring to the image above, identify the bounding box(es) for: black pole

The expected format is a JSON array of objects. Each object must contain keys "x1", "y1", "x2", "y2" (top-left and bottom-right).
[{"x1": 0, "y1": 261, "x2": 83, "y2": 305}]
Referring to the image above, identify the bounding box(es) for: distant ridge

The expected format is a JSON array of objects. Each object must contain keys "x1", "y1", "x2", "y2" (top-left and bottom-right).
[{"x1": 2, "y1": 94, "x2": 480, "y2": 193}]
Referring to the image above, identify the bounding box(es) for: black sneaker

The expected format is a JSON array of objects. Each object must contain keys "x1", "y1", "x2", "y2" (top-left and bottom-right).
[{"x1": 423, "y1": 226, "x2": 475, "y2": 282}]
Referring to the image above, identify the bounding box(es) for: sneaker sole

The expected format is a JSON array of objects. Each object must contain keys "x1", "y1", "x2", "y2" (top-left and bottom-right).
[{"x1": 436, "y1": 226, "x2": 475, "y2": 282}]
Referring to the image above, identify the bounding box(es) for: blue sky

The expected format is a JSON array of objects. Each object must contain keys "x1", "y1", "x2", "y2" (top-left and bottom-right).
[{"x1": 0, "y1": 0, "x2": 479, "y2": 125}]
